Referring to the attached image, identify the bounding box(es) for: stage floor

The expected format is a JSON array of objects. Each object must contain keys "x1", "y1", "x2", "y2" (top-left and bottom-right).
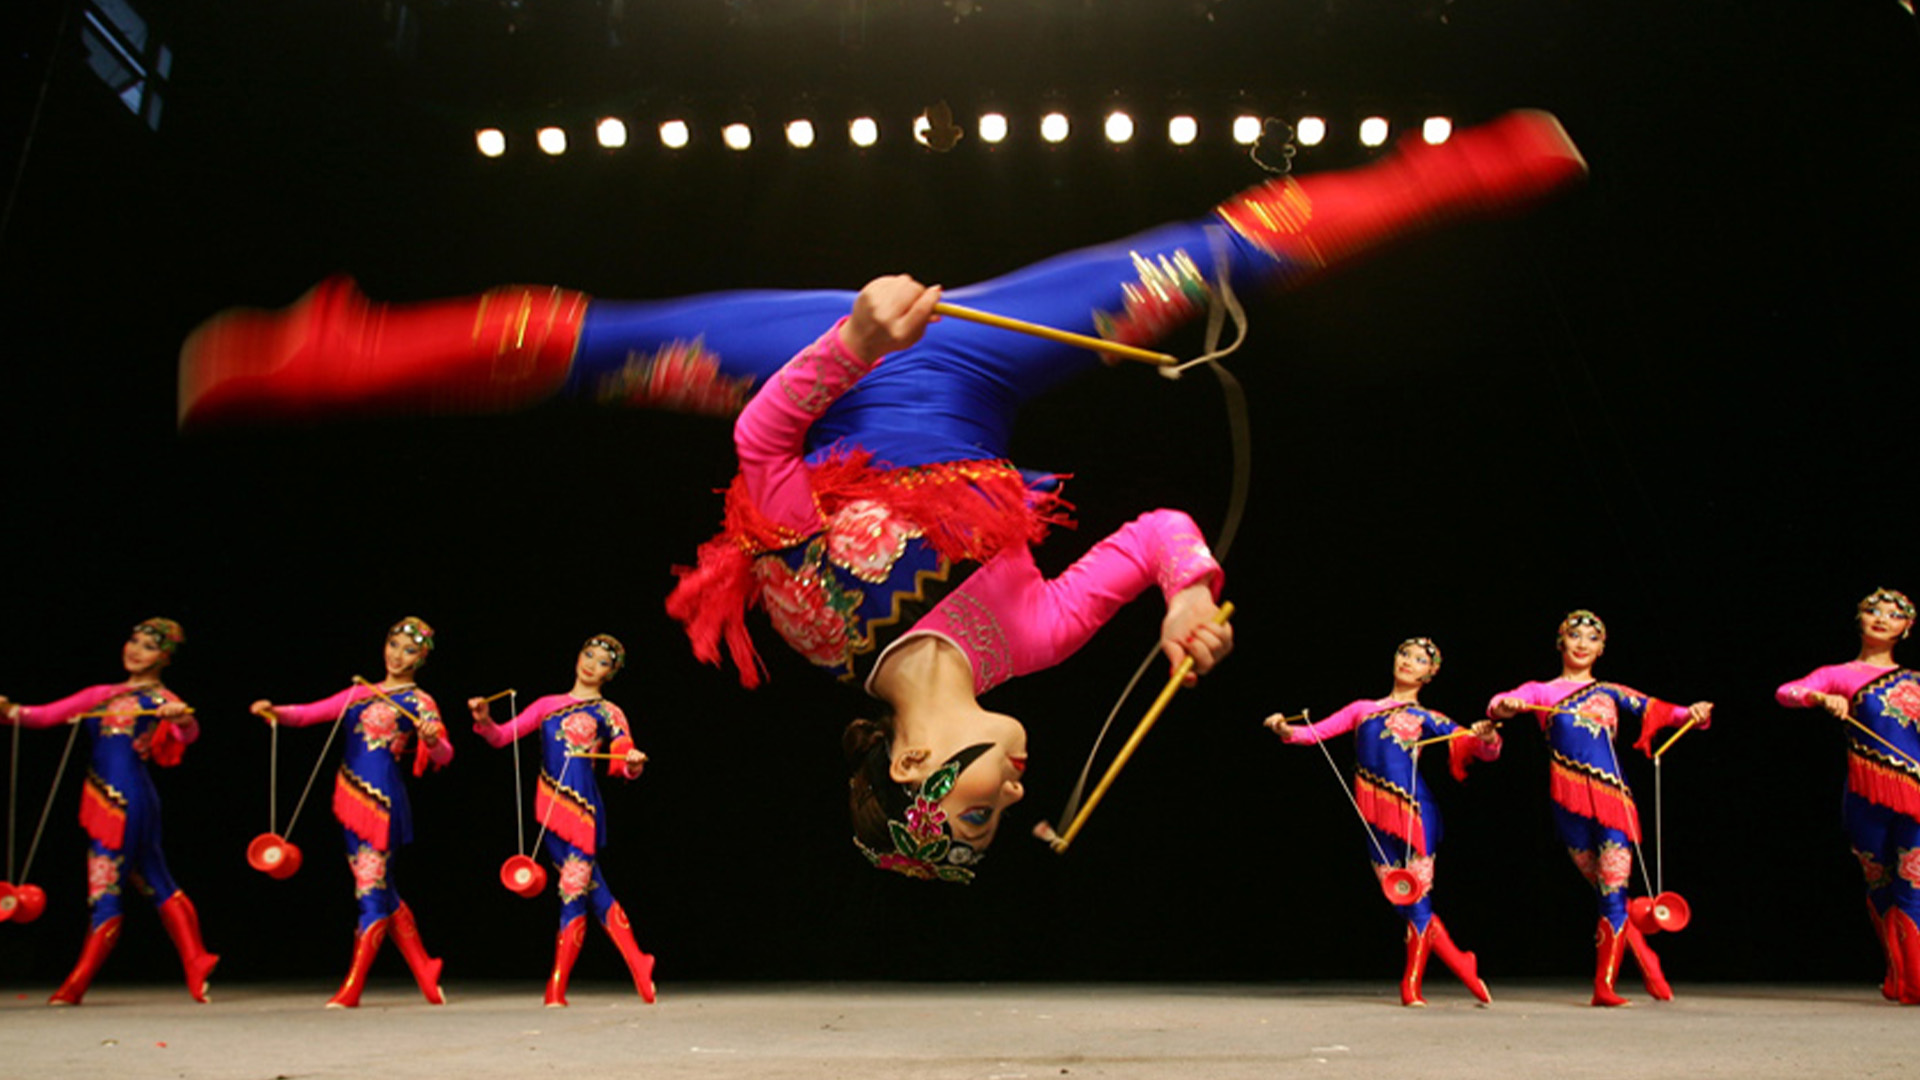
[{"x1": 0, "y1": 981, "x2": 1908, "y2": 1079}]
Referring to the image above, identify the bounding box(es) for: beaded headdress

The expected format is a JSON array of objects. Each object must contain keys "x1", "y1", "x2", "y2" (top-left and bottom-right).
[
  {"x1": 853, "y1": 743, "x2": 992, "y2": 884},
  {"x1": 1557, "y1": 609, "x2": 1606, "y2": 641},
  {"x1": 133, "y1": 618, "x2": 185, "y2": 654},
  {"x1": 1858, "y1": 588, "x2": 1916, "y2": 621},
  {"x1": 1398, "y1": 637, "x2": 1442, "y2": 679},
  {"x1": 584, "y1": 634, "x2": 627, "y2": 674}
]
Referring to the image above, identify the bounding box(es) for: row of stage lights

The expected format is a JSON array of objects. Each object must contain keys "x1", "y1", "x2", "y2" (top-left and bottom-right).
[{"x1": 473, "y1": 111, "x2": 1458, "y2": 158}]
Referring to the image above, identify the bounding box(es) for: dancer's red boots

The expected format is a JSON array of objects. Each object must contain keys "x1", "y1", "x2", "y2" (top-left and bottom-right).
[
  {"x1": 48, "y1": 916, "x2": 121, "y2": 1005},
  {"x1": 156, "y1": 892, "x2": 219, "y2": 1003}
]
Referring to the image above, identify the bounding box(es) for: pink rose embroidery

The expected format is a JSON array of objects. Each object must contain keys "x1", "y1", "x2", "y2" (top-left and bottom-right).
[
  {"x1": 1569, "y1": 847, "x2": 1598, "y2": 885},
  {"x1": 826, "y1": 500, "x2": 919, "y2": 583},
  {"x1": 560, "y1": 711, "x2": 600, "y2": 751},
  {"x1": 1384, "y1": 711, "x2": 1425, "y2": 746},
  {"x1": 1899, "y1": 848, "x2": 1920, "y2": 889},
  {"x1": 601, "y1": 340, "x2": 754, "y2": 416},
  {"x1": 359, "y1": 701, "x2": 400, "y2": 749},
  {"x1": 1886, "y1": 682, "x2": 1920, "y2": 728},
  {"x1": 100, "y1": 698, "x2": 140, "y2": 737},
  {"x1": 876, "y1": 853, "x2": 942, "y2": 881},
  {"x1": 755, "y1": 556, "x2": 855, "y2": 668},
  {"x1": 1856, "y1": 849, "x2": 1890, "y2": 888},
  {"x1": 349, "y1": 845, "x2": 388, "y2": 897},
  {"x1": 1580, "y1": 694, "x2": 1619, "y2": 732},
  {"x1": 87, "y1": 852, "x2": 122, "y2": 903},
  {"x1": 558, "y1": 855, "x2": 595, "y2": 902},
  {"x1": 1597, "y1": 842, "x2": 1633, "y2": 893},
  {"x1": 1407, "y1": 854, "x2": 1436, "y2": 892}
]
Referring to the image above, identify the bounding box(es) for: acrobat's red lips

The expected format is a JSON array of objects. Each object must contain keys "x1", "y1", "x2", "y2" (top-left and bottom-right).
[{"x1": 1009, "y1": 755, "x2": 1028, "y2": 774}]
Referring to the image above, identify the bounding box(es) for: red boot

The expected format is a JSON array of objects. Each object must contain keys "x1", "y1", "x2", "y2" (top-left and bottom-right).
[
  {"x1": 48, "y1": 916, "x2": 122, "y2": 1006},
  {"x1": 1427, "y1": 915, "x2": 1492, "y2": 1004},
  {"x1": 601, "y1": 902, "x2": 657, "y2": 1004},
  {"x1": 545, "y1": 915, "x2": 588, "y2": 1007},
  {"x1": 388, "y1": 902, "x2": 446, "y2": 1005},
  {"x1": 1623, "y1": 922, "x2": 1674, "y2": 1001},
  {"x1": 1216, "y1": 110, "x2": 1588, "y2": 279},
  {"x1": 1889, "y1": 908, "x2": 1920, "y2": 1005},
  {"x1": 179, "y1": 277, "x2": 589, "y2": 427},
  {"x1": 1400, "y1": 920, "x2": 1433, "y2": 1007},
  {"x1": 1869, "y1": 900, "x2": 1901, "y2": 1002},
  {"x1": 1591, "y1": 918, "x2": 1631, "y2": 1007},
  {"x1": 326, "y1": 918, "x2": 390, "y2": 1009},
  {"x1": 155, "y1": 892, "x2": 219, "y2": 1003}
]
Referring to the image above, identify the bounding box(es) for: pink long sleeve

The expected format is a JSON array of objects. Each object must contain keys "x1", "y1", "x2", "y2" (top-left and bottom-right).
[
  {"x1": 1282, "y1": 698, "x2": 1375, "y2": 744},
  {"x1": 734, "y1": 320, "x2": 876, "y2": 531},
  {"x1": 10, "y1": 684, "x2": 131, "y2": 728},
  {"x1": 272, "y1": 685, "x2": 366, "y2": 728},
  {"x1": 1776, "y1": 661, "x2": 1890, "y2": 708},
  {"x1": 899, "y1": 508, "x2": 1223, "y2": 694},
  {"x1": 475, "y1": 693, "x2": 571, "y2": 747}
]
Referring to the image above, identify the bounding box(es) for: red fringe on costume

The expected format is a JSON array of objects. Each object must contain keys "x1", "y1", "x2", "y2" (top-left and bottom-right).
[
  {"x1": 666, "y1": 451, "x2": 1071, "y2": 688},
  {"x1": 1355, "y1": 773, "x2": 1428, "y2": 855},
  {"x1": 1848, "y1": 749, "x2": 1920, "y2": 819},
  {"x1": 79, "y1": 776, "x2": 127, "y2": 849},
  {"x1": 536, "y1": 775, "x2": 598, "y2": 855},
  {"x1": 334, "y1": 771, "x2": 392, "y2": 849},
  {"x1": 1550, "y1": 758, "x2": 1642, "y2": 842}
]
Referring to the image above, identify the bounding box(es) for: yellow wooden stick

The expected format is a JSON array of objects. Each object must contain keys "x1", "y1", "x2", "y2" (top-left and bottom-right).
[
  {"x1": 934, "y1": 302, "x2": 1176, "y2": 367},
  {"x1": 1653, "y1": 716, "x2": 1698, "y2": 760},
  {"x1": 482, "y1": 688, "x2": 517, "y2": 704},
  {"x1": 564, "y1": 751, "x2": 646, "y2": 762},
  {"x1": 351, "y1": 675, "x2": 424, "y2": 725},
  {"x1": 1411, "y1": 722, "x2": 1501, "y2": 750},
  {"x1": 1513, "y1": 702, "x2": 1597, "y2": 718},
  {"x1": 1049, "y1": 601, "x2": 1234, "y2": 854},
  {"x1": 77, "y1": 705, "x2": 196, "y2": 719}
]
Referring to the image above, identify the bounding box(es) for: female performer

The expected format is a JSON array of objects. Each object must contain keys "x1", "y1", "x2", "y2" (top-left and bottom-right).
[
  {"x1": 1266, "y1": 638, "x2": 1499, "y2": 1006},
  {"x1": 1775, "y1": 587, "x2": 1920, "y2": 1005},
  {"x1": 468, "y1": 635, "x2": 657, "y2": 1006},
  {"x1": 250, "y1": 617, "x2": 452, "y2": 1007},
  {"x1": 1487, "y1": 610, "x2": 1712, "y2": 1006},
  {"x1": 0, "y1": 618, "x2": 218, "y2": 1005}
]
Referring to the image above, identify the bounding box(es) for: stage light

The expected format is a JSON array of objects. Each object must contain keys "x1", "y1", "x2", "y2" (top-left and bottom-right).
[
  {"x1": 659, "y1": 119, "x2": 690, "y2": 149},
  {"x1": 1040, "y1": 111, "x2": 1070, "y2": 144},
  {"x1": 1167, "y1": 115, "x2": 1198, "y2": 146},
  {"x1": 537, "y1": 126, "x2": 567, "y2": 155},
  {"x1": 1296, "y1": 116, "x2": 1326, "y2": 146},
  {"x1": 786, "y1": 119, "x2": 815, "y2": 148},
  {"x1": 1422, "y1": 116, "x2": 1452, "y2": 145},
  {"x1": 848, "y1": 116, "x2": 879, "y2": 147},
  {"x1": 912, "y1": 113, "x2": 932, "y2": 146},
  {"x1": 475, "y1": 128, "x2": 506, "y2": 158},
  {"x1": 979, "y1": 112, "x2": 1008, "y2": 144},
  {"x1": 596, "y1": 117, "x2": 628, "y2": 149},
  {"x1": 1231, "y1": 114, "x2": 1261, "y2": 145},
  {"x1": 723, "y1": 122, "x2": 752, "y2": 151},
  {"x1": 1359, "y1": 116, "x2": 1389, "y2": 147},
  {"x1": 1104, "y1": 110, "x2": 1135, "y2": 144}
]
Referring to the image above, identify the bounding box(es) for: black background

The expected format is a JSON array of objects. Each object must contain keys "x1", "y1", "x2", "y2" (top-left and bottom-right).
[{"x1": 2, "y1": 0, "x2": 1918, "y2": 989}]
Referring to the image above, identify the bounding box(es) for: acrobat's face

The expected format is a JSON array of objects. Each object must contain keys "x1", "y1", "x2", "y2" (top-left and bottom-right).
[
  {"x1": 122, "y1": 630, "x2": 169, "y2": 678},
  {"x1": 576, "y1": 644, "x2": 618, "y2": 689},
  {"x1": 1393, "y1": 644, "x2": 1436, "y2": 685},
  {"x1": 1859, "y1": 601, "x2": 1912, "y2": 646},
  {"x1": 384, "y1": 632, "x2": 427, "y2": 679},
  {"x1": 1558, "y1": 625, "x2": 1606, "y2": 671},
  {"x1": 936, "y1": 717, "x2": 1028, "y2": 851}
]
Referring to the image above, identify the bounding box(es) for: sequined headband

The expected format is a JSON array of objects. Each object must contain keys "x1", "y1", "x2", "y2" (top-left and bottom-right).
[
  {"x1": 1558, "y1": 610, "x2": 1606, "y2": 640},
  {"x1": 585, "y1": 636, "x2": 627, "y2": 673},
  {"x1": 1858, "y1": 588, "x2": 1916, "y2": 621},
  {"x1": 390, "y1": 619, "x2": 435, "y2": 650},
  {"x1": 853, "y1": 752, "x2": 987, "y2": 884},
  {"x1": 134, "y1": 618, "x2": 185, "y2": 653},
  {"x1": 1399, "y1": 637, "x2": 1442, "y2": 678}
]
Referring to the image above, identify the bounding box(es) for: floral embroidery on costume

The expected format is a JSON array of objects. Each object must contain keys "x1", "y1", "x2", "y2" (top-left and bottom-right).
[
  {"x1": 1849, "y1": 670, "x2": 1920, "y2": 818},
  {"x1": 597, "y1": 338, "x2": 755, "y2": 415},
  {"x1": 87, "y1": 851, "x2": 123, "y2": 903},
  {"x1": 826, "y1": 500, "x2": 921, "y2": 583},
  {"x1": 349, "y1": 844, "x2": 388, "y2": 898},
  {"x1": 557, "y1": 854, "x2": 595, "y2": 903},
  {"x1": 559, "y1": 710, "x2": 600, "y2": 752},
  {"x1": 1900, "y1": 848, "x2": 1920, "y2": 890},
  {"x1": 1855, "y1": 848, "x2": 1889, "y2": 888},
  {"x1": 1596, "y1": 841, "x2": 1633, "y2": 894},
  {"x1": 755, "y1": 540, "x2": 861, "y2": 669},
  {"x1": 1382, "y1": 709, "x2": 1426, "y2": 747},
  {"x1": 1091, "y1": 250, "x2": 1212, "y2": 347},
  {"x1": 1570, "y1": 692, "x2": 1619, "y2": 739},
  {"x1": 98, "y1": 697, "x2": 141, "y2": 738}
]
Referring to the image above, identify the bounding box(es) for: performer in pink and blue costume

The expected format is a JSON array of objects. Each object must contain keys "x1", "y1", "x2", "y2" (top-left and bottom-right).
[
  {"x1": 468, "y1": 634, "x2": 657, "y2": 1006},
  {"x1": 1775, "y1": 587, "x2": 1920, "y2": 1005},
  {"x1": 1488, "y1": 609, "x2": 1713, "y2": 1006},
  {"x1": 250, "y1": 617, "x2": 452, "y2": 1007},
  {"x1": 1267, "y1": 638, "x2": 1498, "y2": 1005},
  {"x1": 0, "y1": 618, "x2": 218, "y2": 1005}
]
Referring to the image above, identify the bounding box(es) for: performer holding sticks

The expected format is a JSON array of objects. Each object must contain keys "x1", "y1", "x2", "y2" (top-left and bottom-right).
[
  {"x1": 249, "y1": 617, "x2": 452, "y2": 1007},
  {"x1": 1487, "y1": 610, "x2": 1712, "y2": 1006},
  {"x1": 1775, "y1": 587, "x2": 1920, "y2": 1005},
  {"x1": 1267, "y1": 638, "x2": 1499, "y2": 1005},
  {"x1": 0, "y1": 618, "x2": 218, "y2": 1005},
  {"x1": 468, "y1": 635, "x2": 657, "y2": 1006}
]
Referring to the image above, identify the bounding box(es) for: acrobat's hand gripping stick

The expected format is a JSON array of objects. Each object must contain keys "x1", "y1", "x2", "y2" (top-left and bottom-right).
[{"x1": 1037, "y1": 601, "x2": 1234, "y2": 854}]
